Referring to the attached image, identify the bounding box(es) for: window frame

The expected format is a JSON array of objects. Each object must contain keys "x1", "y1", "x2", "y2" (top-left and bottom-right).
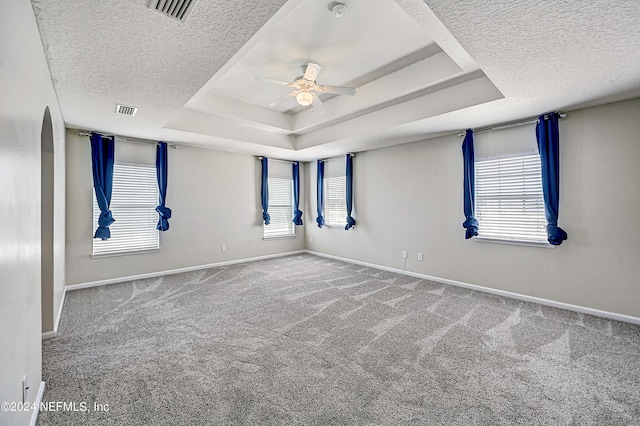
[
  {"x1": 92, "y1": 162, "x2": 160, "y2": 257},
  {"x1": 263, "y1": 175, "x2": 296, "y2": 240}
]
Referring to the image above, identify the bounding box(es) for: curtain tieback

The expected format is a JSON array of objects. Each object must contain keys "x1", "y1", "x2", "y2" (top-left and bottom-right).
[
  {"x1": 462, "y1": 217, "x2": 479, "y2": 239},
  {"x1": 156, "y1": 205, "x2": 172, "y2": 219},
  {"x1": 546, "y1": 224, "x2": 567, "y2": 246},
  {"x1": 156, "y1": 205, "x2": 171, "y2": 231},
  {"x1": 95, "y1": 210, "x2": 115, "y2": 240},
  {"x1": 345, "y1": 216, "x2": 355, "y2": 230},
  {"x1": 98, "y1": 210, "x2": 115, "y2": 227}
]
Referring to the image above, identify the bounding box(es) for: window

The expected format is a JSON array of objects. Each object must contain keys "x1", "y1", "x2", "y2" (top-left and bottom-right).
[
  {"x1": 92, "y1": 163, "x2": 159, "y2": 255},
  {"x1": 263, "y1": 176, "x2": 295, "y2": 239},
  {"x1": 475, "y1": 154, "x2": 547, "y2": 243},
  {"x1": 324, "y1": 175, "x2": 347, "y2": 227}
]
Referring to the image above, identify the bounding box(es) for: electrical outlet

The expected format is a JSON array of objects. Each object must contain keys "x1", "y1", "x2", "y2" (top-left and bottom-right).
[
  {"x1": 402, "y1": 250, "x2": 407, "y2": 258},
  {"x1": 221, "y1": 244, "x2": 226, "y2": 252},
  {"x1": 418, "y1": 253, "x2": 423, "y2": 261}
]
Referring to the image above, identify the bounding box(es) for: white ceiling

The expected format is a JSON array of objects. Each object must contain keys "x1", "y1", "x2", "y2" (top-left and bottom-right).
[{"x1": 31, "y1": 0, "x2": 640, "y2": 161}]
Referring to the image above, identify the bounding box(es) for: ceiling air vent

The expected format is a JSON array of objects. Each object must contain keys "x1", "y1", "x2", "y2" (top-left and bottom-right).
[
  {"x1": 116, "y1": 104, "x2": 138, "y2": 116},
  {"x1": 148, "y1": 0, "x2": 199, "y2": 22}
]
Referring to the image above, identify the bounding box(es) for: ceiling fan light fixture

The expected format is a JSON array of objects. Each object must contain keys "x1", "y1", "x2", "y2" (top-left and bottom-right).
[
  {"x1": 296, "y1": 91, "x2": 314, "y2": 106},
  {"x1": 258, "y1": 62, "x2": 355, "y2": 109}
]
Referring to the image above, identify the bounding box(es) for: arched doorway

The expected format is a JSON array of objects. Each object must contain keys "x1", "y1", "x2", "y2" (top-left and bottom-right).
[{"x1": 41, "y1": 107, "x2": 55, "y2": 334}]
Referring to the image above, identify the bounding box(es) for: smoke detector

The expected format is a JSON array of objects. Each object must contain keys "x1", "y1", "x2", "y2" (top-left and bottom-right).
[{"x1": 328, "y1": 1, "x2": 348, "y2": 18}]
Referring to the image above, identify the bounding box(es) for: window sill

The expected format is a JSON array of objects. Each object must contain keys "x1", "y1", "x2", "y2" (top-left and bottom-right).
[
  {"x1": 91, "y1": 248, "x2": 161, "y2": 258},
  {"x1": 263, "y1": 234, "x2": 296, "y2": 241},
  {"x1": 473, "y1": 237, "x2": 555, "y2": 248}
]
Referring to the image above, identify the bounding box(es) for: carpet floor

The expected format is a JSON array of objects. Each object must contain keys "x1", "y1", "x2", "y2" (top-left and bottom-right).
[{"x1": 39, "y1": 254, "x2": 640, "y2": 425}]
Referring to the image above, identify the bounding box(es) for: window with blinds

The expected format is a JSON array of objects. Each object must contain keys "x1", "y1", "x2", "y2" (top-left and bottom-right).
[
  {"x1": 92, "y1": 163, "x2": 159, "y2": 255},
  {"x1": 475, "y1": 154, "x2": 547, "y2": 243},
  {"x1": 324, "y1": 175, "x2": 347, "y2": 227},
  {"x1": 263, "y1": 176, "x2": 295, "y2": 239}
]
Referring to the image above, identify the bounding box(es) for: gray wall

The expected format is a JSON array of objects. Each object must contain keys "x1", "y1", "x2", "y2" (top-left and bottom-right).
[
  {"x1": 306, "y1": 98, "x2": 640, "y2": 318},
  {"x1": 65, "y1": 98, "x2": 640, "y2": 320},
  {"x1": 65, "y1": 132, "x2": 305, "y2": 285},
  {"x1": 0, "y1": 0, "x2": 66, "y2": 424}
]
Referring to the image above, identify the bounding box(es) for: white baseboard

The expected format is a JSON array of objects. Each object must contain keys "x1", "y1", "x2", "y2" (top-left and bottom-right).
[
  {"x1": 66, "y1": 250, "x2": 306, "y2": 292},
  {"x1": 42, "y1": 286, "x2": 67, "y2": 340},
  {"x1": 29, "y1": 381, "x2": 45, "y2": 426},
  {"x1": 41, "y1": 331, "x2": 56, "y2": 340},
  {"x1": 305, "y1": 250, "x2": 640, "y2": 325},
  {"x1": 54, "y1": 289, "x2": 66, "y2": 334}
]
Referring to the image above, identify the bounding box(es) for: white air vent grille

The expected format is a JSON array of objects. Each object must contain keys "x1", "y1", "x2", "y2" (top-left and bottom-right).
[
  {"x1": 116, "y1": 104, "x2": 138, "y2": 116},
  {"x1": 148, "y1": 0, "x2": 199, "y2": 22}
]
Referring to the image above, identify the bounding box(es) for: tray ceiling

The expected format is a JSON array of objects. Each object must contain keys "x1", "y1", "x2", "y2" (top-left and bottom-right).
[{"x1": 31, "y1": 0, "x2": 640, "y2": 160}]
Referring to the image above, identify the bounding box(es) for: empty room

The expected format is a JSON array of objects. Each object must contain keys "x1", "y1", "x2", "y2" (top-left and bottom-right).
[{"x1": 2, "y1": 0, "x2": 640, "y2": 425}]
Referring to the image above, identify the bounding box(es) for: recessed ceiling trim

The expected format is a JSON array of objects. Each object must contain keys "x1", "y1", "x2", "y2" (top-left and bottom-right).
[
  {"x1": 295, "y1": 70, "x2": 494, "y2": 137},
  {"x1": 292, "y1": 51, "x2": 464, "y2": 133},
  {"x1": 294, "y1": 73, "x2": 504, "y2": 151},
  {"x1": 188, "y1": 92, "x2": 293, "y2": 133},
  {"x1": 285, "y1": 44, "x2": 443, "y2": 114},
  {"x1": 164, "y1": 110, "x2": 296, "y2": 150},
  {"x1": 148, "y1": 0, "x2": 199, "y2": 22}
]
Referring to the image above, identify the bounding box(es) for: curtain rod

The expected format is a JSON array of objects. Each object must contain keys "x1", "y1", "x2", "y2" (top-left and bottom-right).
[
  {"x1": 256, "y1": 156, "x2": 298, "y2": 164},
  {"x1": 319, "y1": 153, "x2": 355, "y2": 162},
  {"x1": 77, "y1": 131, "x2": 178, "y2": 148},
  {"x1": 457, "y1": 112, "x2": 567, "y2": 137},
  {"x1": 256, "y1": 153, "x2": 355, "y2": 163}
]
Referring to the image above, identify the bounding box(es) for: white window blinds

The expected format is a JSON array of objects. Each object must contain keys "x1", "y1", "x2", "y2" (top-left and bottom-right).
[
  {"x1": 92, "y1": 163, "x2": 159, "y2": 255},
  {"x1": 324, "y1": 175, "x2": 347, "y2": 227},
  {"x1": 263, "y1": 176, "x2": 295, "y2": 239},
  {"x1": 475, "y1": 154, "x2": 547, "y2": 243}
]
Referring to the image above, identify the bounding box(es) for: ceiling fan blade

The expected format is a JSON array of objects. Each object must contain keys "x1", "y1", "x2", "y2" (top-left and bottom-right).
[
  {"x1": 319, "y1": 85, "x2": 356, "y2": 96},
  {"x1": 311, "y1": 93, "x2": 325, "y2": 113},
  {"x1": 269, "y1": 91, "x2": 296, "y2": 107},
  {"x1": 303, "y1": 63, "x2": 322, "y2": 81},
  {"x1": 255, "y1": 77, "x2": 293, "y2": 87}
]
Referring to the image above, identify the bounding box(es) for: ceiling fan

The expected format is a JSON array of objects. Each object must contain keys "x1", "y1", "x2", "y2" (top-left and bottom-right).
[{"x1": 256, "y1": 63, "x2": 356, "y2": 112}]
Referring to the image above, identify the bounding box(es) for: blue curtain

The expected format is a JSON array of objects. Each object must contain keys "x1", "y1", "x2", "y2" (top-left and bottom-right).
[
  {"x1": 462, "y1": 129, "x2": 478, "y2": 239},
  {"x1": 155, "y1": 142, "x2": 172, "y2": 231},
  {"x1": 316, "y1": 160, "x2": 325, "y2": 228},
  {"x1": 261, "y1": 157, "x2": 270, "y2": 225},
  {"x1": 292, "y1": 162, "x2": 303, "y2": 225},
  {"x1": 536, "y1": 113, "x2": 568, "y2": 245},
  {"x1": 345, "y1": 154, "x2": 356, "y2": 230},
  {"x1": 90, "y1": 133, "x2": 115, "y2": 240}
]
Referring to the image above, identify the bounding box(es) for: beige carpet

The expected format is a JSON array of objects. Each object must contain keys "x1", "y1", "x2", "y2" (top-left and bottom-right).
[{"x1": 39, "y1": 254, "x2": 640, "y2": 425}]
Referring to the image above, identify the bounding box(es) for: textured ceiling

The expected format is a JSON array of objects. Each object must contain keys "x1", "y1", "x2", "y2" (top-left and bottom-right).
[
  {"x1": 427, "y1": 0, "x2": 640, "y2": 107},
  {"x1": 30, "y1": 0, "x2": 640, "y2": 160}
]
